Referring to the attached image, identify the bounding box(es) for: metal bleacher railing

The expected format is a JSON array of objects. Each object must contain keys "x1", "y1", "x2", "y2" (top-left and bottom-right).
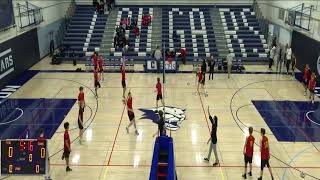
[
  {"x1": 55, "y1": 0, "x2": 77, "y2": 47},
  {"x1": 252, "y1": 0, "x2": 269, "y2": 42},
  {"x1": 17, "y1": 1, "x2": 44, "y2": 29}
]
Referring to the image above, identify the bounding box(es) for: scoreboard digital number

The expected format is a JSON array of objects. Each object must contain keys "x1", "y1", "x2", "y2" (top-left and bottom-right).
[{"x1": 1, "y1": 139, "x2": 47, "y2": 175}]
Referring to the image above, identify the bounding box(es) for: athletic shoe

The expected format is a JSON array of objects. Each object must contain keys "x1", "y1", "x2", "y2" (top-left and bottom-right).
[
  {"x1": 257, "y1": 177, "x2": 262, "y2": 180},
  {"x1": 242, "y1": 174, "x2": 247, "y2": 179},
  {"x1": 213, "y1": 162, "x2": 219, "y2": 166},
  {"x1": 248, "y1": 172, "x2": 252, "y2": 176},
  {"x1": 203, "y1": 158, "x2": 209, "y2": 162},
  {"x1": 135, "y1": 130, "x2": 139, "y2": 135},
  {"x1": 79, "y1": 139, "x2": 85, "y2": 144},
  {"x1": 126, "y1": 127, "x2": 129, "y2": 134},
  {"x1": 66, "y1": 167, "x2": 72, "y2": 172}
]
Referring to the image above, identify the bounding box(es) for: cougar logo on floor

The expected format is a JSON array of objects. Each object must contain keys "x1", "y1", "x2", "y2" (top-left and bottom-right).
[
  {"x1": 0, "y1": 48, "x2": 14, "y2": 80},
  {"x1": 139, "y1": 106, "x2": 186, "y2": 131}
]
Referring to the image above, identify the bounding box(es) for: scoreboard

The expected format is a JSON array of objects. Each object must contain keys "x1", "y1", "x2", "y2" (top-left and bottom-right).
[
  {"x1": 1, "y1": 139, "x2": 47, "y2": 175},
  {"x1": 146, "y1": 60, "x2": 177, "y2": 72}
]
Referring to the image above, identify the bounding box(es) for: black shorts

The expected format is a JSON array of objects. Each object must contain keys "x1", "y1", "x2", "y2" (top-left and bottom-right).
[
  {"x1": 95, "y1": 80, "x2": 101, "y2": 88},
  {"x1": 128, "y1": 112, "x2": 135, "y2": 121},
  {"x1": 122, "y1": 80, "x2": 126, "y2": 88},
  {"x1": 157, "y1": 94, "x2": 163, "y2": 100},
  {"x1": 63, "y1": 151, "x2": 70, "y2": 158},
  {"x1": 78, "y1": 119, "x2": 84, "y2": 130},
  {"x1": 78, "y1": 109, "x2": 84, "y2": 130},
  {"x1": 199, "y1": 79, "x2": 205, "y2": 85},
  {"x1": 244, "y1": 155, "x2": 253, "y2": 164},
  {"x1": 261, "y1": 159, "x2": 270, "y2": 170},
  {"x1": 309, "y1": 89, "x2": 314, "y2": 94},
  {"x1": 94, "y1": 65, "x2": 97, "y2": 70},
  {"x1": 304, "y1": 79, "x2": 309, "y2": 86}
]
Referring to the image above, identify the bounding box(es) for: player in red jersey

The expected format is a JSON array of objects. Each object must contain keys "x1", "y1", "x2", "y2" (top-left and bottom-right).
[
  {"x1": 94, "y1": 69, "x2": 101, "y2": 97},
  {"x1": 123, "y1": 91, "x2": 139, "y2": 135},
  {"x1": 181, "y1": 47, "x2": 186, "y2": 65},
  {"x1": 91, "y1": 52, "x2": 98, "y2": 70},
  {"x1": 308, "y1": 73, "x2": 316, "y2": 104},
  {"x1": 303, "y1": 64, "x2": 311, "y2": 95},
  {"x1": 258, "y1": 128, "x2": 274, "y2": 180},
  {"x1": 97, "y1": 55, "x2": 104, "y2": 81},
  {"x1": 242, "y1": 127, "x2": 255, "y2": 179},
  {"x1": 197, "y1": 68, "x2": 208, "y2": 97},
  {"x1": 155, "y1": 78, "x2": 164, "y2": 108},
  {"x1": 121, "y1": 61, "x2": 126, "y2": 97},
  {"x1": 78, "y1": 86, "x2": 85, "y2": 144},
  {"x1": 63, "y1": 122, "x2": 72, "y2": 172}
]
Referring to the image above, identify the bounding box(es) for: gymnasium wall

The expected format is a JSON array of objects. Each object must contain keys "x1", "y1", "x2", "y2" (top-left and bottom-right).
[
  {"x1": 0, "y1": 28, "x2": 40, "y2": 88},
  {"x1": 258, "y1": 0, "x2": 320, "y2": 42},
  {"x1": 37, "y1": 19, "x2": 65, "y2": 59},
  {"x1": 291, "y1": 30, "x2": 320, "y2": 76},
  {"x1": 0, "y1": 0, "x2": 71, "y2": 44}
]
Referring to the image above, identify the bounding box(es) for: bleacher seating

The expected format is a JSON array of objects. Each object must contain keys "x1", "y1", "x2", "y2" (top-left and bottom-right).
[
  {"x1": 162, "y1": 7, "x2": 219, "y2": 62},
  {"x1": 110, "y1": 7, "x2": 153, "y2": 58},
  {"x1": 62, "y1": 5, "x2": 107, "y2": 60},
  {"x1": 61, "y1": 4, "x2": 270, "y2": 66},
  {"x1": 219, "y1": 7, "x2": 269, "y2": 62}
]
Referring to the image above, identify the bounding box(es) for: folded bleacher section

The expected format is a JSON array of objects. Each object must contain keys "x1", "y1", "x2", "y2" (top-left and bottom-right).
[
  {"x1": 219, "y1": 7, "x2": 268, "y2": 62},
  {"x1": 63, "y1": 5, "x2": 107, "y2": 60},
  {"x1": 162, "y1": 7, "x2": 218, "y2": 61},
  {"x1": 110, "y1": 7, "x2": 153, "y2": 58}
]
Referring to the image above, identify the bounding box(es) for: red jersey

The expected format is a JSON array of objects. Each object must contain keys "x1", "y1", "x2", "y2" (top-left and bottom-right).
[
  {"x1": 261, "y1": 136, "x2": 269, "y2": 160},
  {"x1": 38, "y1": 136, "x2": 45, "y2": 142},
  {"x1": 98, "y1": 58, "x2": 103, "y2": 69},
  {"x1": 92, "y1": 55, "x2": 97, "y2": 65},
  {"x1": 78, "y1": 92, "x2": 84, "y2": 102},
  {"x1": 303, "y1": 67, "x2": 310, "y2": 81},
  {"x1": 64, "y1": 130, "x2": 70, "y2": 151},
  {"x1": 245, "y1": 135, "x2": 255, "y2": 157},
  {"x1": 198, "y1": 71, "x2": 203, "y2": 81},
  {"x1": 156, "y1": 82, "x2": 162, "y2": 95},
  {"x1": 309, "y1": 76, "x2": 316, "y2": 90},
  {"x1": 121, "y1": 66, "x2": 126, "y2": 81},
  {"x1": 134, "y1": 27, "x2": 140, "y2": 35},
  {"x1": 127, "y1": 97, "x2": 133, "y2": 110},
  {"x1": 181, "y1": 48, "x2": 186, "y2": 57},
  {"x1": 94, "y1": 70, "x2": 99, "y2": 81}
]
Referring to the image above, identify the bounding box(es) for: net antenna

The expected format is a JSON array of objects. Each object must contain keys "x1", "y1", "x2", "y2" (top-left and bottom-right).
[{"x1": 162, "y1": 43, "x2": 170, "y2": 137}]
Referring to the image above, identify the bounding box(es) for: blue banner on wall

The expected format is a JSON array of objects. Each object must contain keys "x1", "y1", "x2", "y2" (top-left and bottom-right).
[
  {"x1": 0, "y1": 29, "x2": 40, "y2": 88},
  {"x1": 0, "y1": 0, "x2": 15, "y2": 30}
]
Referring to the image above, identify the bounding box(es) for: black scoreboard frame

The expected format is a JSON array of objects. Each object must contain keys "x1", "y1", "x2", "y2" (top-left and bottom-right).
[{"x1": 0, "y1": 139, "x2": 48, "y2": 176}]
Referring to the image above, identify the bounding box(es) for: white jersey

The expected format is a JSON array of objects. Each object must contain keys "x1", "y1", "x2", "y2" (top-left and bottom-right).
[{"x1": 286, "y1": 48, "x2": 292, "y2": 60}]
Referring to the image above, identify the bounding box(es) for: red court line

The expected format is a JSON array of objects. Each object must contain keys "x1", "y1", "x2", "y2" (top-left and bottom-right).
[
  {"x1": 196, "y1": 88, "x2": 210, "y2": 131},
  {"x1": 49, "y1": 163, "x2": 320, "y2": 169},
  {"x1": 106, "y1": 104, "x2": 126, "y2": 165}
]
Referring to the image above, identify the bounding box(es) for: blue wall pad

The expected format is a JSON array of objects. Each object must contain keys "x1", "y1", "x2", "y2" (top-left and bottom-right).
[
  {"x1": 0, "y1": 98, "x2": 76, "y2": 140},
  {"x1": 252, "y1": 100, "x2": 320, "y2": 142}
]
